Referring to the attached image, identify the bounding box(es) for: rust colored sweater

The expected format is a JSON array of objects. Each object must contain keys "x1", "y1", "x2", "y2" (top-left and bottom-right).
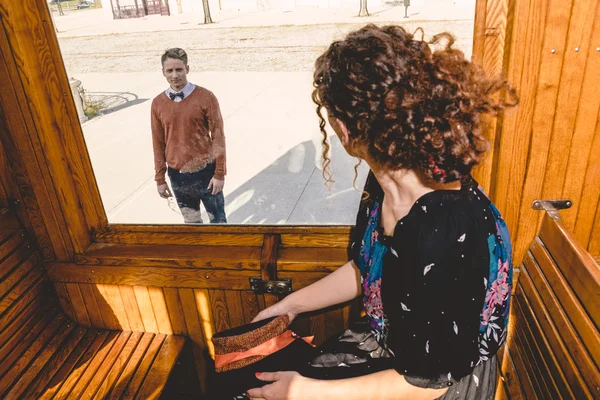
[{"x1": 151, "y1": 86, "x2": 226, "y2": 185}]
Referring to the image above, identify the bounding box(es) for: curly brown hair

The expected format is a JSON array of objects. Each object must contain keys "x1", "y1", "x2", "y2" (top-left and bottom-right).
[{"x1": 312, "y1": 24, "x2": 517, "y2": 184}]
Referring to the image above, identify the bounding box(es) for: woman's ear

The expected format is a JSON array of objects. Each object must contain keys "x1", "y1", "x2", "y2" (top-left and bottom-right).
[{"x1": 336, "y1": 118, "x2": 351, "y2": 146}]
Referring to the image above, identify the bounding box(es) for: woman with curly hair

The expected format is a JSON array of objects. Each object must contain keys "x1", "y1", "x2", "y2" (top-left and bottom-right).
[{"x1": 248, "y1": 24, "x2": 517, "y2": 400}]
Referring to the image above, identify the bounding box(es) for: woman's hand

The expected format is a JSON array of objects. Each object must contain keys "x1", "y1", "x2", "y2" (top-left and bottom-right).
[
  {"x1": 246, "y1": 372, "x2": 313, "y2": 400},
  {"x1": 252, "y1": 301, "x2": 297, "y2": 324}
]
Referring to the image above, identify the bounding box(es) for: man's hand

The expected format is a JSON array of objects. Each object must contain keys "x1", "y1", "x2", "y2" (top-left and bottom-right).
[
  {"x1": 208, "y1": 177, "x2": 224, "y2": 195},
  {"x1": 157, "y1": 183, "x2": 173, "y2": 199},
  {"x1": 246, "y1": 371, "x2": 312, "y2": 400}
]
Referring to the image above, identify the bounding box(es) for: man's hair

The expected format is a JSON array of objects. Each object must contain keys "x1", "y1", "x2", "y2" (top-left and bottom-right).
[{"x1": 161, "y1": 48, "x2": 188, "y2": 66}]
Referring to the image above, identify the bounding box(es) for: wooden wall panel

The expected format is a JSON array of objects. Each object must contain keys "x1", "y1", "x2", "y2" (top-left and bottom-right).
[{"x1": 484, "y1": 0, "x2": 600, "y2": 263}]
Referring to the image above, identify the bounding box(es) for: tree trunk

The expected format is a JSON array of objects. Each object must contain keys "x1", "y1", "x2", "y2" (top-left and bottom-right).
[
  {"x1": 202, "y1": 0, "x2": 213, "y2": 24},
  {"x1": 358, "y1": 0, "x2": 369, "y2": 17}
]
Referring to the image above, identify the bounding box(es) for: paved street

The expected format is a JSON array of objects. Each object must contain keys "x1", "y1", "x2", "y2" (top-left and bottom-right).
[{"x1": 53, "y1": 3, "x2": 475, "y2": 225}]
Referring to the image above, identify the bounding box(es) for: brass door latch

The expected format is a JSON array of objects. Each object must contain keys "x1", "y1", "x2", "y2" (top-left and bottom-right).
[{"x1": 249, "y1": 277, "x2": 292, "y2": 295}]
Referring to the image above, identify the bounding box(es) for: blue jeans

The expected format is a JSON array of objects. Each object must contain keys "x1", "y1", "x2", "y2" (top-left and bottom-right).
[{"x1": 167, "y1": 163, "x2": 227, "y2": 224}]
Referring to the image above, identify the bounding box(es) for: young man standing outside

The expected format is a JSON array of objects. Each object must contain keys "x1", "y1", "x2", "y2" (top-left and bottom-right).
[{"x1": 151, "y1": 48, "x2": 227, "y2": 223}]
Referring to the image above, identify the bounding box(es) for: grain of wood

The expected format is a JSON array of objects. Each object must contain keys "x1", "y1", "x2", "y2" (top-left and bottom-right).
[
  {"x1": 163, "y1": 287, "x2": 187, "y2": 335},
  {"x1": 66, "y1": 283, "x2": 92, "y2": 327},
  {"x1": 224, "y1": 290, "x2": 245, "y2": 328},
  {"x1": 118, "y1": 286, "x2": 145, "y2": 332},
  {"x1": 20, "y1": 327, "x2": 87, "y2": 399},
  {"x1": 121, "y1": 333, "x2": 166, "y2": 400},
  {"x1": 95, "y1": 284, "x2": 130, "y2": 330},
  {"x1": 54, "y1": 281, "x2": 77, "y2": 322},
  {"x1": 133, "y1": 286, "x2": 159, "y2": 333},
  {"x1": 79, "y1": 331, "x2": 133, "y2": 399},
  {"x1": 78, "y1": 284, "x2": 105, "y2": 328},
  {"x1": 148, "y1": 286, "x2": 172, "y2": 334},
  {"x1": 106, "y1": 332, "x2": 155, "y2": 399},
  {"x1": 209, "y1": 289, "x2": 231, "y2": 335},
  {"x1": 136, "y1": 335, "x2": 185, "y2": 400},
  {"x1": 93, "y1": 284, "x2": 121, "y2": 330},
  {"x1": 178, "y1": 288, "x2": 208, "y2": 393},
  {"x1": 91, "y1": 331, "x2": 143, "y2": 400},
  {"x1": 37, "y1": 329, "x2": 102, "y2": 400}
]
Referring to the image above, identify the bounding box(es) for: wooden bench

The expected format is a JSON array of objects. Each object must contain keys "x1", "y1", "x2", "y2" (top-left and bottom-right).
[
  {"x1": 496, "y1": 207, "x2": 600, "y2": 399},
  {"x1": 0, "y1": 209, "x2": 193, "y2": 399}
]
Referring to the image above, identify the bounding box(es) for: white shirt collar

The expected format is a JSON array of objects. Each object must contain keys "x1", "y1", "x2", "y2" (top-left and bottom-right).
[{"x1": 165, "y1": 81, "x2": 195, "y2": 101}]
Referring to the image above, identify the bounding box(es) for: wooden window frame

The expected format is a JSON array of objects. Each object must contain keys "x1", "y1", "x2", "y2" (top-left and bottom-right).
[{"x1": 0, "y1": 0, "x2": 506, "y2": 261}]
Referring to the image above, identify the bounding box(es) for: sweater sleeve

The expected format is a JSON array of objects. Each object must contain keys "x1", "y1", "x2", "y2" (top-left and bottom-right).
[
  {"x1": 151, "y1": 100, "x2": 167, "y2": 186},
  {"x1": 206, "y1": 91, "x2": 226, "y2": 180}
]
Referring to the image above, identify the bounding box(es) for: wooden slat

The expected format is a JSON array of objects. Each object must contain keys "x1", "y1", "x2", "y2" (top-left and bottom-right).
[
  {"x1": 529, "y1": 239, "x2": 600, "y2": 363},
  {"x1": 80, "y1": 331, "x2": 133, "y2": 399},
  {"x1": 0, "y1": 243, "x2": 37, "y2": 282},
  {"x1": 209, "y1": 289, "x2": 231, "y2": 335},
  {"x1": 91, "y1": 331, "x2": 143, "y2": 400},
  {"x1": 511, "y1": 302, "x2": 561, "y2": 399},
  {"x1": 76, "y1": 243, "x2": 260, "y2": 270},
  {"x1": 0, "y1": 264, "x2": 45, "y2": 315},
  {"x1": 510, "y1": 319, "x2": 550, "y2": 398},
  {"x1": 278, "y1": 247, "x2": 347, "y2": 272},
  {"x1": 576, "y1": 104, "x2": 600, "y2": 254},
  {"x1": 522, "y1": 253, "x2": 600, "y2": 394},
  {"x1": 510, "y1": 0, "x2": 574, "y2": 264},
  {"x1": 148, "y1": 286, "x2": 172, "y2": 334},
  {"x1": 0, "y1": 288, "x2": 50, "y2": 350},
  {"x1": 561, "y1": 1, "x2": 600, "y2": 232},
  {"x1": 136, "y1": 335, "x2": 186, "y2": 400},
  {"x1": 504, "y1": 313, "x2": 538, "y2": 400},
  {"x1": 133, "y1": 286, "x2": 159, "y2": 333},
  {"x1": 240, "y1": 291, "x2": 259, "y2": 325},
  {"x1": 38, "y1": 329, "x2": 103, "y2": 400},
  {"x1": 119, "y1": 286, "x2": 145, "y2": 332},
  {"x1": 66, "y1": 331, "x2": 122, "y2": 399},
  {"x1": 79, "y1": 284, "x2": 105, "y2": 328},
  {"x1": 539, "y1": 214, "x2": 600, "y2": 327},
  {"x1": 5, "y1": 321, "x2": 76, "y2": 399},
  {"x1": 66, "y1": 283, "x2": 92, "y2": 327},
  {"x1": 95, "y1": 232, "x2": 264, "y2": 247},
  {"x1": 20, "y1": 326, "x2": 87, "y2": 399},
  {"x1": 517, "y1": 271, "x2": 593, "y2": 398},
  {"x1": 0, "y1": 313, "x2": 66, "y2": 397},
  {"x1": 0, "y1": 302, "x2": 55, "y2": 367},
  {"x1": 541, "y1": 0, "x2": 598, "y2": 223},
  {"x1": 0, "y1": 231, "x2": 27, "y2": 264},
  {"x1": 1, "y1": 0, "x2": 105, "y2": 255},
  {"x1": 513, "y1": 291, "x2": 576, "y2": 399},
  {"x1": 163, "y1": 287, "x2": 187, "y2": 335},
  {"x1": 0, "y1": 277, "x2": 51, "y2": 333},
  {"x1": 121, "y1": 333, "x2": 166, "y2": 400},
  {"x1": 471, "y1": 0, "x2": 509, "y2": 191},
  {"x1": 93, "y1": 284, "x2": 120, "y2": 330},
  {"x1": 106, "y1": 332, "x2": 154, "y2": 400},
  {"x1": 54, "y1": 281, "x2": 77, "y2": 322},
  {"x1": 179, "y1": 288, "x2": 208, "y2": 392},
  {"x1": 325, "y1": 307, "x2": 344, "y2": 339},
  {"x1": 0, "y1": 252, "x2": 40, "y2": 300},
  {"x1": 500, "y1": 344, "x2": 525, "y2": 400},
  {"x1": 224, "y1": 290, "x2": 245, "y2": 328},
  {"x1": 95, "y1": 284, "x2": 130, "y2": 330},
  {"x1": 46, "y1": 263, "x2": 257, "y2": 290}
]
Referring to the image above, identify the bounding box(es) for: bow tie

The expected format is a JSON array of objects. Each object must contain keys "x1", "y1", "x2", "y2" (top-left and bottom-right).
[{"x1": 169, "y1": 91, "x2": 184, "y2": 101}]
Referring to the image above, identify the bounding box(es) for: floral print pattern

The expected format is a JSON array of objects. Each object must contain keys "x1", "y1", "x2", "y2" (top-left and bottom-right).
[{"x1": 358, "y1": 202, "x2": 389, "y2": 339}]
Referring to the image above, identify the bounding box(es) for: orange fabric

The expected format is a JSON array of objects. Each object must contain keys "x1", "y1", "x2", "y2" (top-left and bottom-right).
[{"x1": 214, "y1": 331, "x2": 315, "y2": 369}]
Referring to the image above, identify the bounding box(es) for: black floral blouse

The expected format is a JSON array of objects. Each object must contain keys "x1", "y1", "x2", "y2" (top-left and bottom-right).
[{"x1": 350, "y1": 172, "x2": 513, "y2": 389}]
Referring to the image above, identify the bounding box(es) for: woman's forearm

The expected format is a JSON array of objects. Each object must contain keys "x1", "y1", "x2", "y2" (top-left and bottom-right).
[
  {"x1": 281, "y1": 260, "x2": 362, "y2": 315},
  {"x1": 307, "y1": 370, "x2": 448, "y2": 400}
]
